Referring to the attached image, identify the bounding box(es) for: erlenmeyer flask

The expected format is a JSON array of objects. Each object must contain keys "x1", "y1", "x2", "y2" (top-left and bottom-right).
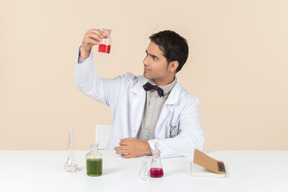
[
  {"x1": 139, "y1": 156, "x2": 149, "y2": 180},
  {"x1": 149, "y1": 142, "x2": 164, "y2": 178},
  {"x1": 64, "y1": 127, "x2": 79, "y2": 172}
]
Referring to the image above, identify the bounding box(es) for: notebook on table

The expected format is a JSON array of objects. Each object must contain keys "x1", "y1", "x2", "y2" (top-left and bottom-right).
[{"x1": 190, "y1": 149, "x2": 227, "y2": 177}]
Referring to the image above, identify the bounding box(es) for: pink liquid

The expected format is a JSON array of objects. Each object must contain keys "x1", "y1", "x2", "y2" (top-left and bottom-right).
[
  {"x1": 98, "y1": 44, "x2": 111, "y2": 53},
  {"x1": 149, "y1": 168, "x2": 164, "y2": 178}
]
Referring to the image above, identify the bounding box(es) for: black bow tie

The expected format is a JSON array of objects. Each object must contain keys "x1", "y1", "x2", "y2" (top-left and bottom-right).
[{"x1": 143, "y1": 82, "x2": 164, "y2": 97}]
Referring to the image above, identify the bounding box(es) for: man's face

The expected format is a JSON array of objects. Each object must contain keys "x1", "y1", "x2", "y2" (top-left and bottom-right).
[{"x1": 143, "y1": 41, "x2": 174, "y2": 86}]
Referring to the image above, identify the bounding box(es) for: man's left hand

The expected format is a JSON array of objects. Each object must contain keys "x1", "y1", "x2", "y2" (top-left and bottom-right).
[{"x1": 114, "y1": 138, "x2": 152, "y2": 158}]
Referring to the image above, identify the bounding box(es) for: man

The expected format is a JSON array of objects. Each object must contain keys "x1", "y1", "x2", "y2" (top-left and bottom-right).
[{"x1": 76, "y1": 29, "x2": 204, "y2": 158}]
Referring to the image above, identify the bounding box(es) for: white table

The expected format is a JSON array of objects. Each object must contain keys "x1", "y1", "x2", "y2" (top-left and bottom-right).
[{"x1": 0, "y1": 150, "x2": 287, "y2": 192}]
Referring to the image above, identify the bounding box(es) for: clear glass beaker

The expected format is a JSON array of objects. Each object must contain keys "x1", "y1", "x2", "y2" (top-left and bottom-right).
[{"x1": 98, "y1": 29, "x2": 112, "y2": 54}]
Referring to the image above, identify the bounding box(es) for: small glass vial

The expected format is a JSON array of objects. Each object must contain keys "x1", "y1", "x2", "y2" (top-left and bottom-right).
[
  {"x1": 98, "y1": 29, "x2": 112, "y2": 54},
  {"x1": 149, "y1": 143, "x2": 164, "y2": 178},
  {"x1": 138, "y1": 156, "x2": 149, "y2": 181},
  {"x1": 86, "y1": 143, "x2": 103, "y2": 176}
]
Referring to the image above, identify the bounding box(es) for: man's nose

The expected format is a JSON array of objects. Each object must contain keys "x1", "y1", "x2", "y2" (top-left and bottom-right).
[{"x1": 143, "y1": 56, "x2": 149, "y2": 65}]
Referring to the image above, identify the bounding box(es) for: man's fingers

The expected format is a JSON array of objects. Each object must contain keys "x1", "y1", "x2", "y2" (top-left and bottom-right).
[
  {"x1": 85, "y1": 38, "x2": 100, "y2": 46},
  {"x1": 121, "y1": 154, "x2": 134, "y2": 158},
  {"x1": 114, "y1": 138, "x2": 151, "y2": 158},
  {"x1": 121, "y1": 138, "x2": 135, "y2": 141},
  {"x1": 115, "y1": 149, "x2": 129, "y2": 155},
  {"x1": 115, "y1": 146, "x2": 128, "y2": 152},
  {"x1": 119, "y1": 141, "x2": 128, "y2": 146},
  {"x1": 86, "y1": 34, "x2": 102, "y2": 45},
  {"x1": 80, "y1": 28, "x2": 107, "y2": 59},
  {"x1": 87, "y1": 29, "x2": 107, "y2": 41},
  {"x1": 83, "y1": 29, "x2": 107, "y2": 47},
  {"x1": 88, "y1": 29, "x2": 107, "y2": 38}
]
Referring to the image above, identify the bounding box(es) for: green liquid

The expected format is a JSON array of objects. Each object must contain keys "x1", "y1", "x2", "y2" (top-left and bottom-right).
[{"x1": 86, "y1": 158, "x2": 102, "y2": 176}]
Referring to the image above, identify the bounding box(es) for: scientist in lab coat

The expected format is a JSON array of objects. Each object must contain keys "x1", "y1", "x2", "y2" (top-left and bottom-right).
[{"x1": 75, "y1": 29, "x2": 204, "y2": 158}]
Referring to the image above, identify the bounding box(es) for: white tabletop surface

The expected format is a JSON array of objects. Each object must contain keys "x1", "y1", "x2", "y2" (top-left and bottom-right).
[{"x1": 1, "y1": 150, "x2": 288, "y2": 192}]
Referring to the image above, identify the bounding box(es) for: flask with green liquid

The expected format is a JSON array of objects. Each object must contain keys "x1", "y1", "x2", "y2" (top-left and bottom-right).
[{"x1": 86, "y1": 143, "x2": 103, "y2": 176}]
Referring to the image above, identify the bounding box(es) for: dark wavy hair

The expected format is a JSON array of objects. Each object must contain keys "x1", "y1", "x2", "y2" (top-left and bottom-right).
[{"x1": 149, "y1": 30, "x2": 189, "y2": 73}]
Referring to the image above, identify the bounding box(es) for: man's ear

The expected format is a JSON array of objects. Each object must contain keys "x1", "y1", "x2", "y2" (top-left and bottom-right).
[{"x1": 169, "y1": 61, "x2": 179, "y2": 73}]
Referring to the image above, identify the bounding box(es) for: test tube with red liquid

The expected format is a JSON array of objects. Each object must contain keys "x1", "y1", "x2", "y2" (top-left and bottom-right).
[{"x1": 98, "y1": 29, "x2": 112, "y2": 54}]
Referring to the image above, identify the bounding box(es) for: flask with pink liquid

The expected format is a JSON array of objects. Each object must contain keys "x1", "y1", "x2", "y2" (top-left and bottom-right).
[{"x1": 149, "y1": 142, "x2": 164, "y2": 178}]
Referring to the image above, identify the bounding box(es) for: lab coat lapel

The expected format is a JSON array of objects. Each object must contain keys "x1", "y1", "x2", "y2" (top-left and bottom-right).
[
  {"x1": 130, "y1": 76, "x2": 147, "y2": 136},
  {"x1": 155, "y1": 82, "x2": 181, "y2": 136}
]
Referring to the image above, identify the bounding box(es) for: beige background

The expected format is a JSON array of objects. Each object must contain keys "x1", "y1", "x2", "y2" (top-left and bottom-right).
[{"x1": 1, "y1": 0, "x2": 287, "y2": 150}]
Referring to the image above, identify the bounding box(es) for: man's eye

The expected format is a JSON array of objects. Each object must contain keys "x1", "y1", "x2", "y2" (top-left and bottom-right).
[{"x1": 152, "y1": 56, "x2": 158, "y2": 60}]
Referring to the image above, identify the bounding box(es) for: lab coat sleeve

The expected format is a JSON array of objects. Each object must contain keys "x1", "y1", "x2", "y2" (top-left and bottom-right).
[
  {"x1": 148, "y1": 97, "x2": 205, "y2": 158},
  {"x1": 75, "y1": 48, "x2": 122, "y2": 107}
]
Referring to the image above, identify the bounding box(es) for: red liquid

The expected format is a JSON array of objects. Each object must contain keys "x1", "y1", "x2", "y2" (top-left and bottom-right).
[
  {"x1": 98, "y1": 44, "x2": 111, "y2": 53},
  {"x1": 149, "y1": 168, "x2": 164, "y2": 178}
]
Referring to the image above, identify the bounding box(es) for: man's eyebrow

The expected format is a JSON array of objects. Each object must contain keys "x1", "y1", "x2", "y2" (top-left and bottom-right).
[{"x1": 145, "y1": 50, "x2": 158, "y2": 58}]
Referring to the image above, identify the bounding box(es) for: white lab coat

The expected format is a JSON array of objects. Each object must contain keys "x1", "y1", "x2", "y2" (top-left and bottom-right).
[{"x1": 75, "y1": 50, "x2": 205, "y2": 158}]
